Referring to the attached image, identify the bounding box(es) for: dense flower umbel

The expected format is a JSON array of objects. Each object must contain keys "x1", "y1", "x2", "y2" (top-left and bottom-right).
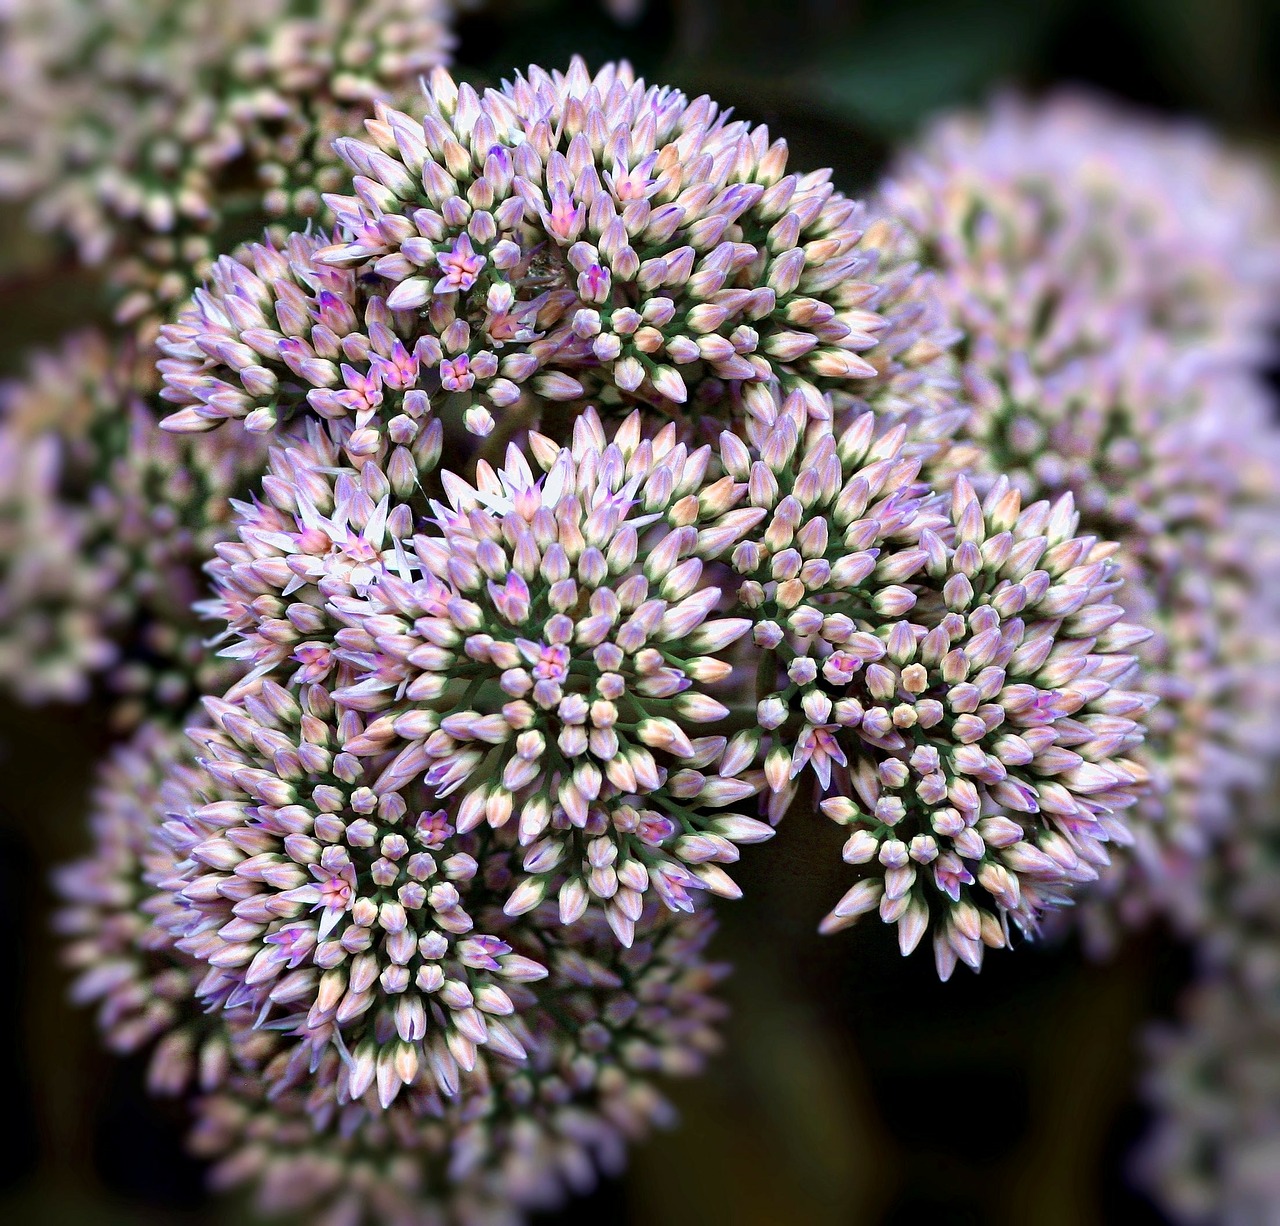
[
  {"x1": 203, "y1": 410, "x2": 772, "y2": 935},
  {"x1": 57, "y1": 716, "x2": 727, "y2": 1219},
  {"x1": 328, "y1": 413, "x2": 773, "y2": 935},
  {"x1": 160, "y1": 679, "x2": 552, "y2": 1112},
  {"x1": 158, "y1": 230, "x2": 459, "y2": 437},
  {"x1": 0, "y1": 332, "x2": 267, "y2": 716},
  {"x1": 52, "y1": 720, "x2": 251, "y2": 1097},
  {"x1": 187, "y1": 904, "x2": 726, "y2": 1226},
  {"x1": 715, "y1": 404, "x2": 1153, "y2": 975},
  {"x1": 0, "y1": 0, "x2": 456, "y2": 323},
  {"x1": 881, "y1": 94, "x2": 1280, "y2": 945},
  {"x1": 157, "y1": 57, "x2": 958, "y2": 438}
]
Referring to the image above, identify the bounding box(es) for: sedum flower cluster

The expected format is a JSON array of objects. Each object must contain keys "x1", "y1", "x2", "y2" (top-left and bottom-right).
[
  {"x1": 202, "y1": 412, "x2": 777, "y2": 936},
  {"x1": 188, "y1": 904, "x2": 727, "y2": 1226},
  {"x1": 11, "y1": 39, "x2": 1276, "y2": 1225},
  {"x1": 155, "y1": 60, "x2": 1161, "y2": 990},
  {"x1": 728, "y1": 400, "x2": 1151, "y2": 975},
  {"x1": 879, "y1": 91, "x2": 1280, "y2": 950}
]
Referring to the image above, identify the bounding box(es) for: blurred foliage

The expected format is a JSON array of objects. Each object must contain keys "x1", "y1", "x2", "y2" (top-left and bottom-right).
[
  {"x1": 466, "y1": 0, "x2": 1280, "y2": 145},
  {"x1": 3, "y1": 0, "x2": 1277, "y2": 1222},
  {"x1": 805, "y1": 2, "x2": 1062, "y2": 137}
]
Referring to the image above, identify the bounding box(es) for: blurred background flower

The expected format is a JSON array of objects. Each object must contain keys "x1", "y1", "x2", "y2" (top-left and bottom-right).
[{"x1": 0, "y1": 0, "x2": 457, "y2": 331}]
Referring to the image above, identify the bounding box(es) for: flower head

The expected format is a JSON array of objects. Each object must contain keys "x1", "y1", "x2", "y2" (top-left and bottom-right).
[
  {"x1": 718, "y1": 405, "x2": 1154, "y2": 976},
  {"x1": 336, "y1": 413, "x2": 775, "y2": 936},
  {"x1": 1135, "y1": 753, "x2": 1280, "y2": 1222},
  {"x1": 158, "y1": 57, "x2": 957, "y2": 438},
  {"x1": 203, "y1": 410, "x2": 771, "y2": 939},
  {"x1": 1056, "y1": 358, "x2": 1280, "y2": 949},
  {"x1": 881, "y1": 91, "x2": 1280, "y2": 372},
  {"x1": 161, "y1": 679, "x2": 551, "y2": 1112}
]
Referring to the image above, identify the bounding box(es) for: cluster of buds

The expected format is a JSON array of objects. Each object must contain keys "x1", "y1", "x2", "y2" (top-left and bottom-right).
[
  {"x1": 1066, "y1": 355, "x2": 1280, "y2": 948},
  {"x1": 158, "y1": 231, "x2": 449, "y2": 436},
  {"x1": 199, "y1": 416, "x2": 434, "y2": 692},
  {"x1": 31, "y1": 43, "x2": 1280, "y2": 1226},
  {"x1": 0, "y1": 419, "x2": 112, "y2": 704},
  {"x1": 158, "y1": 679, "x2": 551, "y2": 1112},
  {"x1": 203, "y1": 408, "x2": 774, "y2": 941},
  {"x1": 717, "y1": 403, "x2": 1152, "y2": 975},
  {"x1": 881, "y1": 91, "x2": 1280, "y2": 372},
  {"x1": 335, "y1": 413, "x2": 777, "y2": 935},
  {"x1": 156, "y1": 58, "x2": 957, "y2": 438},
  {"x1": 56, "y1": 709, "x2": 729, "y2": 1223},
  {"x1": 1137, "y1": 779, "x2": 1280, "y2": 1222}
]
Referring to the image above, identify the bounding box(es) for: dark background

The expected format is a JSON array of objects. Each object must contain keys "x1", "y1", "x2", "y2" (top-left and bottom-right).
[{"x1": 2, "y1": 0, "x2": 1276, "y2": 1221}]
